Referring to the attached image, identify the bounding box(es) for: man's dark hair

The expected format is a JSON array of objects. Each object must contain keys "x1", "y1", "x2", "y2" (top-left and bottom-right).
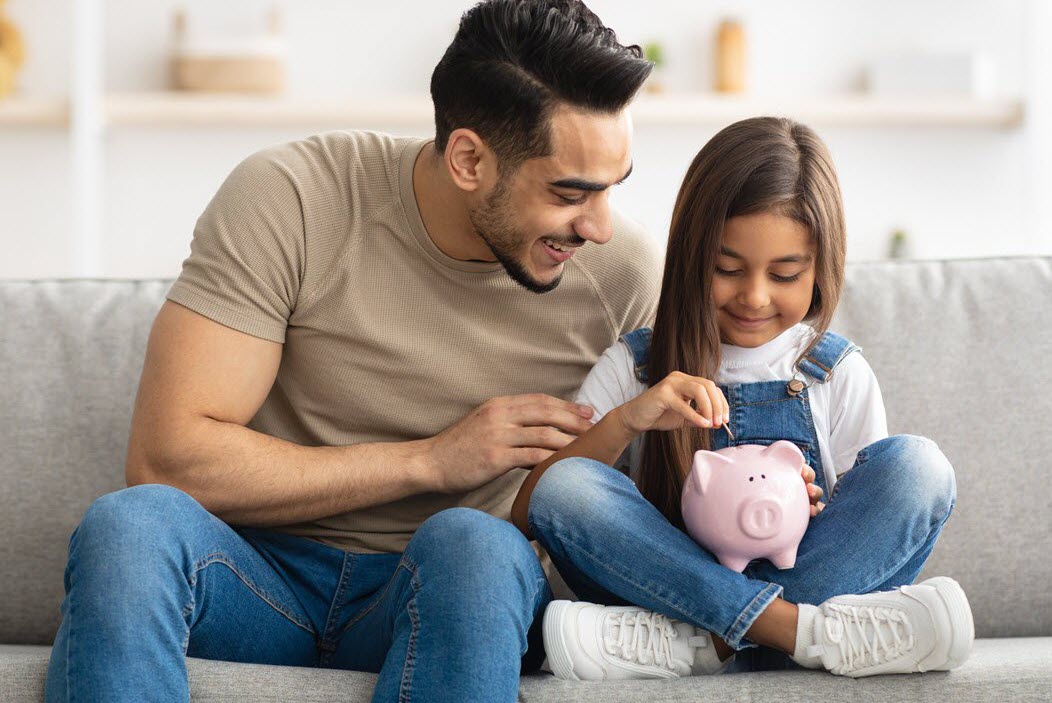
[{"x1": 430, "y1": 0, "x2": 652, "y2": 173}]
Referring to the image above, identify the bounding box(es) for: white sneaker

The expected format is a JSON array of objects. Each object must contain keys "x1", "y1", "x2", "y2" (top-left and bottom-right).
[
  {"x1": 798, "y1": 577, "x2": 974, "y2": 678},
  {"x1": 542, "y1": 600, "x2": 732, "y2": 681}
]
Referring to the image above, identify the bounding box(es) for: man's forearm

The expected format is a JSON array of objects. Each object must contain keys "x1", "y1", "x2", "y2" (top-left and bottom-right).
[{"x1": 127, "y1": 416, "x2": 437, "y2": 527}]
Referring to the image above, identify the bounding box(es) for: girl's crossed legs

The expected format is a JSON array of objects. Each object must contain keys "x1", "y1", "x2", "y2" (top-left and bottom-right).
[{"x1": 527, "y1": 434, "x2": 961, "y2": 675}]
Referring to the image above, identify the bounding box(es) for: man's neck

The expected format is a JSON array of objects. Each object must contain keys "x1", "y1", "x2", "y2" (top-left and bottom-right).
[{"x1": 412, "y1": 142, "x2": 496, "y2": 262}]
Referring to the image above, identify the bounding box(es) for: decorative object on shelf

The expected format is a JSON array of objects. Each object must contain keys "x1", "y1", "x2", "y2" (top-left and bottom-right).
[
  {"x1": 642, "y1": 41, "x2": 666, "y2": 94},
  {"x1": 714, "y1": 18, "x2": 745, "y2": 94},
  {"x1": 866, "y1": 51, "x2": 995, "y2": 99},
  {"x1": 0, "y1": 0, "x2": 26, "y2": 99},
  {"x1": 170, "y1": 7, "x2": 286, "y2": 94},
  {"x1": 888, "y1": 228, "x2": 913, "y2": 259}
]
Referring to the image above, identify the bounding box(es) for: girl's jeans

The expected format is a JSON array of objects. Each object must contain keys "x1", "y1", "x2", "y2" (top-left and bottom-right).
[
  {"x1": 46, "y1": 434, "x2": 954, "y2": 700},
  {"x1": 527, "y1": 433, "x2": 957, "y2": 671}
]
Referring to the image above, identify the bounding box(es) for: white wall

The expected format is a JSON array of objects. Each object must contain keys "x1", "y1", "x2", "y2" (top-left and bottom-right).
[{"x1": 1, "y1": 0, "x2": 1049, "y2": 279}]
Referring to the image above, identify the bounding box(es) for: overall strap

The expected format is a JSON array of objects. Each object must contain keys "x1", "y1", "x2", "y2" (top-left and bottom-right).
[
  {"x1": 797, "y1": 330, "x2": 861, "y2": 383},
  {"x1": 618, "y1": 327, "x2": 653, "y2": 384}
]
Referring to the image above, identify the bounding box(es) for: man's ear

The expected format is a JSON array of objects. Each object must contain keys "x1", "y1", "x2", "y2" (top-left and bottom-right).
[{"x1": 444, "y1": 128, "x2": 494, "y2": 194}]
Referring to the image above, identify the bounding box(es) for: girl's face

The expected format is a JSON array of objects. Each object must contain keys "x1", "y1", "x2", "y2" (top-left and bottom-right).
[{"x1": 712, "y1": 211, "x2": 817, "y2": 348}]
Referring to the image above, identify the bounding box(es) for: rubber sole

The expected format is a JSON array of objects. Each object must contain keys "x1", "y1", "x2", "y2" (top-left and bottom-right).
[
  {"x1": 542, "y1": 600, "x2": 581, "y2": 681},
  {"x1": 921, "y1": 576, "x2": 975, "y2": 670}
]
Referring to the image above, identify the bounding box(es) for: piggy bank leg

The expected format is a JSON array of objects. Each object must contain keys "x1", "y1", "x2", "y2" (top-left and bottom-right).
[
  {"x1": 718, "y1": 554, "x2": 752, "y2": 573},
  {"x1": 768, "y1": 548, "x2": 798, "y2": 570}
]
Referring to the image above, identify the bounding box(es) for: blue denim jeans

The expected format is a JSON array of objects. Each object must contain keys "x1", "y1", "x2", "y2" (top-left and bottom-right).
[
  {"x1": 527, "y1": 434, "x2": 957, "y2": 672},
  {"x1": 45, "y1": 488, "x2": 551, "y2": 703},
  {"x1": 45, "y1": 434, "x2": 955, "y2": 699}
]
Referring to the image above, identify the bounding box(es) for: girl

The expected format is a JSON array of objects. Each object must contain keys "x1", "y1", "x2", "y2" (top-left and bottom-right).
[{"x1": 511, "y1": 116, "x2": 973, "y2": 680}]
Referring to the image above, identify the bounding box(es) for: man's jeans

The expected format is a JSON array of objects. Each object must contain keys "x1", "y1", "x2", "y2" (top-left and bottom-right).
[
  {"x1": 46, "y1": 434, "x2": 954, "y2": 700},
  {"x1": 45, "y1": 490, "x2": 551, "y2": 703}
]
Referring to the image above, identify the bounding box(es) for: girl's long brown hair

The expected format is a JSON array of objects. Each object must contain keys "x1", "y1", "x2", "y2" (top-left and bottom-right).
[{"x1": 639, "y1": 116, "x2": 847, "y2": 529}]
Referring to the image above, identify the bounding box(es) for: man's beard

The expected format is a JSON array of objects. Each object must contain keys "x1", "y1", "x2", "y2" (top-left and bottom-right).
[{"x1": 468, "y1": 178, "x2": 563, "y2": 295}]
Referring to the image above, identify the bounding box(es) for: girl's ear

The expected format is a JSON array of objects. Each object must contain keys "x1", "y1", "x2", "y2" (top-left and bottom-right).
[{"x1": 761, "y1": 441, "x2": 804, "y2": 470}]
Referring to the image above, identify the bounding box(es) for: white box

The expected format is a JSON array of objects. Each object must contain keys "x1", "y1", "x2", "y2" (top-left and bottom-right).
[{"x1": 866, "y1": 51, "x2": 996, "y2": 99}]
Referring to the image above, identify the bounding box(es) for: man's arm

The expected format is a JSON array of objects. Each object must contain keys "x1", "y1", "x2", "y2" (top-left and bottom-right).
[
  {"x1": 125, "y1": 301, "x2": 595, "y2": 528},
  {"x1": 125, "y1": 301, "x2": 435, "y2": 527}
]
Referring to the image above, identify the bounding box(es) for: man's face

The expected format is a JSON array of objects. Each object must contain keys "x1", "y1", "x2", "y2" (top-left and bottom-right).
[{"x1": 468, "y1": 106, "x2": 633, "y2": 293}]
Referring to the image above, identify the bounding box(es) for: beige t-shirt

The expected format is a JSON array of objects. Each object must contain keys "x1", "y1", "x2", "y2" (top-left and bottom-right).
[{"x1": 167, "y1": 129, "x2": 661, "y2": 554}]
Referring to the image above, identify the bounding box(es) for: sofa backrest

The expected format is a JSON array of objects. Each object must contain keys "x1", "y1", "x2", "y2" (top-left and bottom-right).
[{"x1": 1, "y1": 258, "x2": 1050, "y2": 645}]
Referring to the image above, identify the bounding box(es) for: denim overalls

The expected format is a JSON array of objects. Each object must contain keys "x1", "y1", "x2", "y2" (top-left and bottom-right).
[{"x1": 618, "y1": 326, "x2": 861, "y2": 515}]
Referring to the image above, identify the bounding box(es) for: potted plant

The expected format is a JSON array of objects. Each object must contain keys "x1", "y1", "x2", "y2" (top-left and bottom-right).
[{"x1": 643, "y1": 41, "x2": 666, "y2": 94}]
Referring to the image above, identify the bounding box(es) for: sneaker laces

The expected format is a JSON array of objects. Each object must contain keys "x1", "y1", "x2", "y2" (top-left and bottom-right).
[
  {"x1": 602, "y1": 610, "x2": 688, "y2": 672},
  {"x1": 816, "y1": 603, "x2": 916, "y2": 673}
]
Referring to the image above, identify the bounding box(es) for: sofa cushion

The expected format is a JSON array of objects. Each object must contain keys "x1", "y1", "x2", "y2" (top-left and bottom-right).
[
  {"x1": 1, "y1": 258, "x2": 1050, "y2": 646},
  {"x1": 2, "y1": 638, "x2": 1048, "y2": 702}
]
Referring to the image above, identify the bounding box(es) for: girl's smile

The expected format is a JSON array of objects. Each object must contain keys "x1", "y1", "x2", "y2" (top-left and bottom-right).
[{"x1": 725, "y1": 311, "x2": 779, "y2": 331}]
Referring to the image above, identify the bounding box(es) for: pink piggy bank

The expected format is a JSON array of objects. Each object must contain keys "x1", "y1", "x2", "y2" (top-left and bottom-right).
[{"x1": 681, "y1": 441, "x2": 810, "y2": 573}]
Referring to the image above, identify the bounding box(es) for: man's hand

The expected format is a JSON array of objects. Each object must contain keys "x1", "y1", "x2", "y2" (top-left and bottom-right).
[
  {"x1": 423, "y1": 394, "x2": 595, "y2": 494},
  {"x1": 802, "y1": 464, "x2": 826, "y2": 517}
]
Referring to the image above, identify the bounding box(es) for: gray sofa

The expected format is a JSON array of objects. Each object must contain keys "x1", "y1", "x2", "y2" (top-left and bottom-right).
[{"x1": 2, "y1": 256, "x2": 1050, "y2": 702}]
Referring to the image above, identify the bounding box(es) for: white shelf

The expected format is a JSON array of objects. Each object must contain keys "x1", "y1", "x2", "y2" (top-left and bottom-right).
[
  {"x1": 101, "y1": 91, "x2": 1025, "y2": 129},
  {"x1": 631, "y1": 93, "x2": 1025, "y2": 128},
  {"x1": 0, "y1": 92, "x2": 1026, "y2": 129},
  {"x1": 0, "y1": 97, "x2": 69, "y2": 126},
  {"x1": 106, "y1": 92, "x2": 435, "y2": 127}
]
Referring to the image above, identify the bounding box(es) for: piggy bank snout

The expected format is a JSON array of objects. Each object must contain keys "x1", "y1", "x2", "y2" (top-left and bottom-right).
[{"x1": 737, "y1": 498, "x2": 783, "y2": 540}]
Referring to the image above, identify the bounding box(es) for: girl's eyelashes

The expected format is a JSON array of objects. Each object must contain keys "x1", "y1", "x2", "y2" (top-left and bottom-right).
[{"x1": 714, "y1": 267, "x2": 803, "y2": 284}]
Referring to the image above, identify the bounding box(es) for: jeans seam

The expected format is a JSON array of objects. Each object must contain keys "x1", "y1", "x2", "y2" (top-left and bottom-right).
[
  {"x1": 320, "y1": 551, "x2": 355, "y2": 643},
  {"x1": 931, "y1": 497, "x2": 956, "y2": 531},
  {"x1": 826, "y1": 475, "x2": 845, "y2": 504},
  {"x1": 532, "y1": 513, "x2": 776, "y2": 650},
  {"x1": 66, "y1": 534, "x2": 79, "y2": 703},
  {"x1": 735, "y1": 397, "x2": 804, "y2": 407},
  {"x1": 188, "y1": 553, "x2": 315, "y2": 635},
  {"x1": 523, "y1": 576, "x2": 551, "y2": 657},
  {"x1": 337, "y1": 555, "x2": 415, "y2": 638},
  {"x1": 398, "y1": 559, "x2": 422, "y2": 703},
  {"x1": 180, "y1": 589, "x2": 195, "y2": 655}
]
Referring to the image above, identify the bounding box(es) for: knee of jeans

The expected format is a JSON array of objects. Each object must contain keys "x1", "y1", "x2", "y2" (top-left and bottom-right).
[
  {"x1": 531, "y1": 456, "x2": 628, "y2": 522},
  {"x1": 76, "y1": 483, "x2": 205, "y2": 556},
  {"x1": 866, "y1": 434, "x2": 956, "y2": 516},
  {"x1": 411, "y1": 508, "x2": 545, "y2": 589}
]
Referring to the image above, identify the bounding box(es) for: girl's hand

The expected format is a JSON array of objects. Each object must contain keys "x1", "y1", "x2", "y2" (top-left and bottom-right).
[
  {"x1": 615, "y1": 371, "x2": 730, "y2": 436},
  {"x1": 802, "y1": 464, "x2": 825, "y2": 517}
]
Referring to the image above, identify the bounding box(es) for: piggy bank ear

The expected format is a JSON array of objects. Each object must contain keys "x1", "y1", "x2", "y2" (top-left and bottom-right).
[
  {"x1": 689, "y1": 450, "x2": 733, "y2": 495},
  {"x1": 761, "y1": 440, "x2": 805, "y2": 469}
]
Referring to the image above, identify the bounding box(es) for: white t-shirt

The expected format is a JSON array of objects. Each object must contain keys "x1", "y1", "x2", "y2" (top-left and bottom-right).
[{"x1": 573, "y1": 324, "x2": 889, "y2": 492}]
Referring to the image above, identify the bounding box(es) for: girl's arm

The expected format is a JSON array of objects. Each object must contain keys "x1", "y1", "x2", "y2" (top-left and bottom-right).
[
  {"x1": 511, "y1": 372, "x2": 728, "y2": 538},
  {"x1": 510, "y1": 406, "x2": 638, "y2": 536}
]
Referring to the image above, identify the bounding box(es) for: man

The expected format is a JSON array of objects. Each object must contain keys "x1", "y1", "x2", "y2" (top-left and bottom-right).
[{"x1": 44, "y1": 1, "x2": 658, "y2": 701}]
